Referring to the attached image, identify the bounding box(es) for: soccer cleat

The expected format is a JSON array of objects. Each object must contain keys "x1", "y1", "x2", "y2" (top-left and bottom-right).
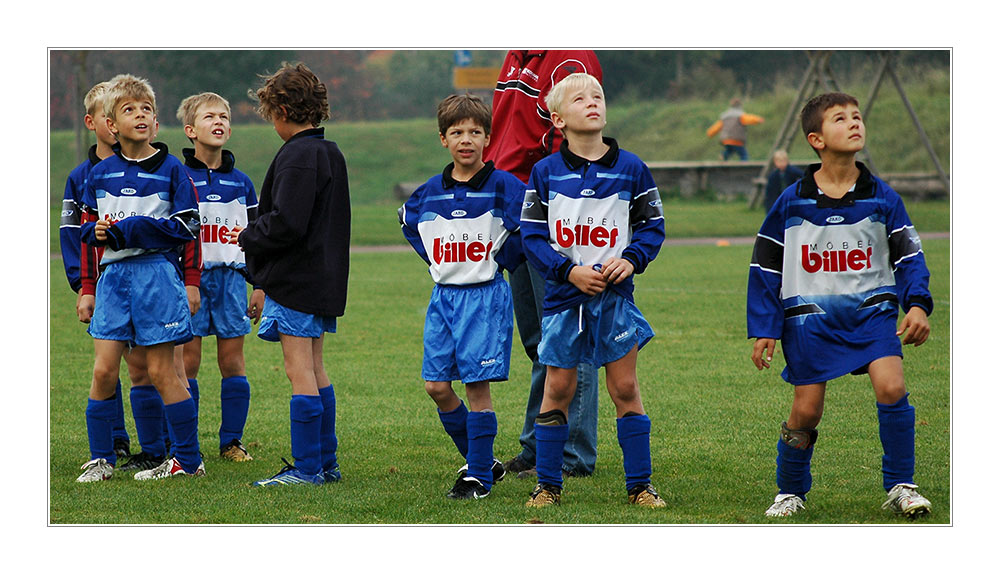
[
  {"x1": 447, "y1": 476, "x2": 490, "y2": 499},
  {"x1": 118, "y1": 451, "x2": 166, "y2": 472},
  {"x1": 503, "y1": 455, "x2": 534, "y2": 477},
  {"x1": 134, "y1": 457, "x2": 206, "y2": 481},
  {"x1": 253, "y1": 458, "x2": 324, "y2": 486},
  {"x1": 882, "y1": 483, "x2": 932, "y2": 517},
  {"x1": 525, "y1": 483, "x2": 561, "y2": 507},
  {"x1": 627, "y1": 483, "x2": 666, "y2": 508},
  {"x1": 220, "y1": 439, "x2": 253, "y2": 462},
  {"x1": 113, "y1": 438, "x2": 131, "y2": 459},
  {"x1": 323, "y1": 465, "x2": 342, "y2": 483},
  {"x1": 765, "y1": 493, "x2": 805, "y2": 517},
  {"x1": 456, "y1": 458, "x2": 506, "y2": 485},
  {"x1": 76, "y1": 458, "x2": 114, "y2": 483}
]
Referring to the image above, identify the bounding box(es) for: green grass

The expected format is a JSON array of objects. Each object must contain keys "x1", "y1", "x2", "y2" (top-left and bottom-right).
[{"x1": 48, "y1": 235, "x2": 950, "y2": 524}]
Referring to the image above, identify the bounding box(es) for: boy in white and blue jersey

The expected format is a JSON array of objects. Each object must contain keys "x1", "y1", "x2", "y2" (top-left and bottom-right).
[
  {"x1": 748, "y1": 92, "x2": 933, "y2": 518},
  {"x1": 60, "y1": 81, "x2": 131, "y2": 459},
  {"x1": 76, "y1": 74, "x2": 205, "y2": 483},
  {"x1": 399, "y1": 94, "x2": 525, "y2": 499},
  {"x1": 520, "y1": 74, "x2": 667, "y2": 508},
  {"x1": 178, "y1": 92, "x2": 260, "y2": 463}
]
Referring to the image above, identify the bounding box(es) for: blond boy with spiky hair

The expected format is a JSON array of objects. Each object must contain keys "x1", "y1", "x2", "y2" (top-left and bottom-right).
[
  {"x1": 76, "y1": 73, "x2": 205, "y2": 482},
  {"x1": 176, "y1": 92, "x2": 260, "y2": 462}
]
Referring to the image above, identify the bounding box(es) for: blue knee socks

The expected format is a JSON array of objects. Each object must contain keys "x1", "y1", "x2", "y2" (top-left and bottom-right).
[
  {"x1": 438, "y1": 401, "x2": 469, "y2": 458},
  {"x1": 163, "y1": 398, "x2": 200, "y2": 473},
  {"x1": 219, "y1": 376, "x2": 251, "y2": 448},
  {"x1": 878, "y1": 393, "x2": 916, "y2": 491},
  {"x1": 86, "y1": 397, "x2": 118, "y2": 466},
  {"x1": 130, "y1": 385, "x2": 165, "y2": 457},
  {"x1": 318, "y1": 385, "x2": 338, "y2": 473},
  {"x1": 534, "y1": 422, "x2": 569, "y2": 489},
  {"x1": 466, "y1": 410, "x2": 497, "y2": 488},
  {"x1": 776, "y1": 439, "x2": 814, "y2": 500},
  {"x1": 290, "y1": 394, "x2": 323, "y2": 476},
  {"x1": 112, "y1": 379, "x2": 129, "y2": 444},
  {"x1": 617, "y1": 414, "x2": 653, "y2": 491}
]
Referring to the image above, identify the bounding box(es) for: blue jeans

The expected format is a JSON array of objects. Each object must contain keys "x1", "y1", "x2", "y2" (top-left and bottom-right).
[
  {"x1": 722, "y1": 144, "x2": 748, "y2": 161},
  {"x1": 509, "y1": 263, "x2": 598, "y2": 476}
]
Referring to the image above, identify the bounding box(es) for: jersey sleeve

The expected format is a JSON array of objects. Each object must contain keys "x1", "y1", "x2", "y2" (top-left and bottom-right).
[
  {"x1": 747, "y1": 195, "x2": 787, "y2": 339},
  {"x1": 59, "y1": 175, "x2": 83, "y2": 292},
  {"x1": 398, "y1": 182, "x2": 431, "y2": 265},
  {"x1": 884, "y1": 189, "x2": 933, "y2": 315},
  {"x1": 621, "y1": 164, "x2": 665, "y2": 274},
  {"x1": 521, "y1": 165, "x2": 574, "y2": 282}
]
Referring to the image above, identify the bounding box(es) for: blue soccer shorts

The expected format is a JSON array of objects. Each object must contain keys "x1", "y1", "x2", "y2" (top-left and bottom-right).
[
  {"x1": 422, "y1": 276, "x2": 513, "y2": 384},
  {"x1": 538, "y1": 290, "x2": 654, "y2": 368},
  {"x1": 257, "y1": 296, "x2": 337, "y2": 342},
  {"x1": 190, "y1": 267, "x2": 252, "y2": 339},
  {"x1": 88, "y1": 254, "x2": 193, "y2": 347}
]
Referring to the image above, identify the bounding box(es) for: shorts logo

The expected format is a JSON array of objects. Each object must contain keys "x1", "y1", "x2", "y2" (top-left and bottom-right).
[
  {"x1": 480, "y1": 358, "x2": 497, "y2": 367},
  {"x1": 164, "y1": 321, "x2": 180, "y2": 329},
  {"x1": 121, "y1": 187, "x2": 138, "y2": 195},
  {"x1": 614, "y1": 330, "x2": 630, "y2": 342}
]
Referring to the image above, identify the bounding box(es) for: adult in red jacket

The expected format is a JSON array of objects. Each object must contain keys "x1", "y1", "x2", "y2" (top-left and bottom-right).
[{"x1": 484, "y1": 50, "x2": 603, "y2": 478}]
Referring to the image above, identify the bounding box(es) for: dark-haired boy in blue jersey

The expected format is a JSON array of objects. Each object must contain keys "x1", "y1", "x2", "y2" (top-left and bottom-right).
[
  {"x1": 399, "y1": 94, "x2": 525, "y2": 499},
  {"x1": 520, "y1": 73, "x2": 666, "y2": 508},
  {"x1": 748, "y1": 92, "x2": 933, "y2": 518},
  {"x1": 76, "y1": 74, "x2": 204, "y2": 482}
]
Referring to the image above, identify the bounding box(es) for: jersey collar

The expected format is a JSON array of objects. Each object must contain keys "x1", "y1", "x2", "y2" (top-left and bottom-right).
[
  {"x1": 111, "y1": 141, "x2": 170, "y2": 172},
  {"x1": 798, "y1": 161, "x2": 875, "y2": 207},
  {"x1": 442, "y1": 160, "x2": 496, "y2": 190},
  {"x1": 182, "y1": 148, "x2": 236, "y2": 173},
  {"x1": 559, "y1": 137, "x2": 620, "y2": 171}
]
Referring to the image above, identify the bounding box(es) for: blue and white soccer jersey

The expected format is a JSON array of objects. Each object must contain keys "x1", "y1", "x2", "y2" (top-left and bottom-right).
[
  {"x1": 183, "y1": 149, "x2": 258, "y2": 339},
  {"x1": 59, "y1": 146, "x2": 102, "y2": 293},
  {"x1": 399, "y1": 161, "x2": 525, "y2": 383},
  {"x1": 520, "y1": 138, "x2": 664, "y2": 366},
  {"x1": 747, "y1": 163, "x2": 933, "y2": 384},
  {"x1": 80, "y1": 143, "x2": 201, "y2": 345}
]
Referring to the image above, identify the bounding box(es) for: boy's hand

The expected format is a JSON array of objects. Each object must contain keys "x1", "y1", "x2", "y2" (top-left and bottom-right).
[
  {"x1": 568, "y1": 264, "x2": 607, "y2": 296},
  {"x1": 95, "y1": 216, "x2": 112, "y2": 242},
  {"x1": 751, "y1": 338, "x2": 776, "y2": 370},
  {"x1": 186, "y1": 285, "x2": 201, "y2": 316},
  {"x1": 226, "y1": 226, "x2": 244, "y2": 249},
  {"x1": 601, "y1": 257, "x2": 634, "y2": 285},
  {"x1": 897, "y1": 306, "x2": 930, "y2": 346},
  {"x1": 247, "y1": 289, "x2": 265, "y2": 324},
  {"x1": 77, "y1": 293, "x2": 95, "y2": 323}
]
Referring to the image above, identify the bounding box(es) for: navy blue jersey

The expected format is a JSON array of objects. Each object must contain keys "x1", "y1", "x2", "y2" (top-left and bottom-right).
[
  {"x1": 81, "y1": 142, "x2": 200, "y2": 265},
  {"x1": 59, "y1": 145, "x2": 102, "y2": 292},
  {"x1": 747, "y1": 162, "x2": 933, "y2": 384},
  {"x1": 182, "y1": 148, "x2": 258, "y2": 271},
  {"x1": 399, "y1": 161, "x2": 525, "y2": 285},
  {"x1": 521, "y1": 138, "x2": 665, "y2": 315}
]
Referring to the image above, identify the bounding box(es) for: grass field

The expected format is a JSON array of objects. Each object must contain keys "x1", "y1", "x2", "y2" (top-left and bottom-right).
[{"x1": 48, "y1": 229, "x2": 950, "y2": 525}]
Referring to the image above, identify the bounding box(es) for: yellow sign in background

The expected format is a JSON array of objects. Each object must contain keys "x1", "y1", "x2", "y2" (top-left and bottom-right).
[{"x1": 453, "y1": 67, "x2": 501, "y2": 90}]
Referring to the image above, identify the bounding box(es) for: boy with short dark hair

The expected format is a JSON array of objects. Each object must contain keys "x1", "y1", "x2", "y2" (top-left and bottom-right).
[
  {"x1": 519, "y1": 73, "x2": 667, "y2": 508},
  {"x1": 177, "y1": 92, "x2": 260, "y2": 462},
  {"x1": 229, "y1": 62, "x2": 350, "y2": 486},
  {"x1": 399, "y1": 94, "x2": 525, "y2": 499},
  {"x1": 748, "y1": 92, "x2": 933, "y2": 517},
  {"x1": 77, "y1": 73, "x2": 204, "y2": 482}
]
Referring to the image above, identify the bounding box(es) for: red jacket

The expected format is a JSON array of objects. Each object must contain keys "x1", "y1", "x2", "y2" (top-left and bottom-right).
[{"x1": 484, "y1": 50, "x2": 602, "y2": 183}]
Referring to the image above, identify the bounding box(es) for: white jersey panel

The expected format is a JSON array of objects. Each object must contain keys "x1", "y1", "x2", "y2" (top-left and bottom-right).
[
  {"x1": 199, "y1": 197, "x2": 249, "y2": 266},
  {"x1": 782, "y1": 217, "x2": 895, "y2": 299},
  {"x1": 417, "y1": 211, "x2": 510, "y2": 285},
  {"x1": 98, "y1": 189, "x2": 175, "y2": 263},
  {"x1": 547, "y1": 193, "x2": 630, "y2": 266}
]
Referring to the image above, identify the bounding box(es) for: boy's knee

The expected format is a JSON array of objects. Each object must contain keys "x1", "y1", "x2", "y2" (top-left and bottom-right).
[
  {"x1": 608, "y1": 375, "x2": 640, "y2": 404},
  {"x1": 424, "y1": 381, "x2": 452, "y2": 402}
]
